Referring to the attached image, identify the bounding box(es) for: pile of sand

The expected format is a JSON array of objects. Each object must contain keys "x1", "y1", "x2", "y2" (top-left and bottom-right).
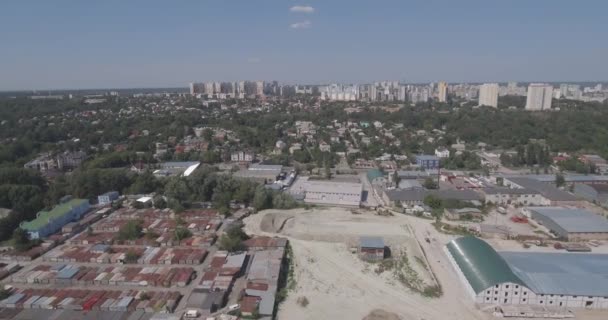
[
  {"x1": 362, "y1": 309, "x2": 403, "y2": 320},
  {"x1": 259, "y1": 212, "x2": 294, "y2": 233}
]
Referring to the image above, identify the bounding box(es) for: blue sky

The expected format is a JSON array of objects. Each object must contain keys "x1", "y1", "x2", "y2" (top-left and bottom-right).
[{"x1": 0, "y1": 0, "x2": 606, "y2": 90}]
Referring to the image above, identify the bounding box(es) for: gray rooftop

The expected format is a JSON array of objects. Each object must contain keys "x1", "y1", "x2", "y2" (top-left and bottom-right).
[
  {"x1": 529, "y1": 174, "x2": 608, "y2": 183},
  {"x1": 359, "y1": 236, "x2": 385, "y2": 249},
  {"x1": 481, "y1": 187, "x2": 539, "y2": 195},
  {"x1": 249, "y1": 164, "x2": 283, "y2": 171},
  {"x1": 506, "y1": 177, "x2": 578, "y2": 201},
  {"x1": 416, "y1": 155, "x2": 440, "y2": 161},
  {"x1": 385, "y1": 188, "x2": 483, "y2": 202},
  {"x1": 396, "y1": 170, "x2": 430, "y2": 179},
  {"x1": 398, "y1": 180, "x2": 423, "y2": 190},
  {"x1": 527, "y1": 207, "x2": 608, "y2": 233},
  {"x1": 500, "y1": 251, "x2": 608, "y2": 297}
]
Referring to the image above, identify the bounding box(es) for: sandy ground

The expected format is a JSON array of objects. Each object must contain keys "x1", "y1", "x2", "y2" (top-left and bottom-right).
[{"x1": 244, "y1": 208, "x2": 491, "y2": 320}]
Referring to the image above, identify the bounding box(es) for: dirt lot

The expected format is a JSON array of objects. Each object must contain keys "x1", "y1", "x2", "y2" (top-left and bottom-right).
[{"x1": 244, "y1": 208, "x2": 490, "y2": 320}]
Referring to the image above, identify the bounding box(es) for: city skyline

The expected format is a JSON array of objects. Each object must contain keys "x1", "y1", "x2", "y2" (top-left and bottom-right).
[{"x1": 1, "y1": 0, "x2": 608, "y2": 90}]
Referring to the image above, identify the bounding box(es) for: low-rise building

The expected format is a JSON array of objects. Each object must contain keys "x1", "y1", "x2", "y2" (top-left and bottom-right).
[
  {"x1": 383, "y1": 189, "x2": 483, "y2": 207},
  {"x1": 230, "y1": 151, "x2": 255, "y2": 163},
  {"x1": 56, "y1": 151, "x2": 87, "y2": 170},
  {"x1": 97, "y1": 191, "x2": 119, "y2": 205},
  {"x1": 289, "y1": 177, "x2": 362, "y2": 207},
  {"x1": 20, "y1": 198, "x2": 90, "y2": 239},
  {"x1": 435, "y1": 147, "x2": 450, "y2": 158},
  {"x1": 573, "y1": 184, "x2": 608, "y2": 206},
  {"x1": 416, "y1": 155, "x2": 440, "y2": 169},
  {"x1": 446, "y1": 236, "x2": 608, "y2": 310},
  {"x1": 503, "y1": 177, "x2": 581, "y2": 207},
  {"x1": 358, "y1": 236, "x2": 385, "y2": 261},
  {"x1": 481, "y1": 187, "x2": 544, "y2": 206},
  {"x1": 522, "y1": 207, "x2": 608, "y2": 241}
]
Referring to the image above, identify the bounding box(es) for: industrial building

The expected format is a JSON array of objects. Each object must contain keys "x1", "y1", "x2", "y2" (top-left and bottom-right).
[
  {"x1": 446, "y1": 236, "x2": 608, "y2": 310},
  {"x1": 289, "y1": 177, "x2": 362, "y2": 207},
  {"x1": 154, "y1": 161, "x2": 200, "y2": 177},
  {"x1": 382, "y1": 189, "x2": 483, "y2": 207},
  {"x1": 573, "y1": 184, "x2": 608, "y2": 207},
  {"x1": 522, "y1": 207, "x2": 608, "y2": 241},
  {"x1": 503, "y1": 177, "x2": 581, "y2": 206},
  {"x1": 20, "y1": 198, "x2": 90, "y2": 239},
  {"x1": 233, "y1": 164, "x2": 283, "y2": 183},
  {"x1": 481, "y1": 187, "x2": 543, "y2": 206}
]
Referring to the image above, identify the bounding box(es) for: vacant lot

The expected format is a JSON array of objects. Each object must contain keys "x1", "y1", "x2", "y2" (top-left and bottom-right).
[{"x1": 244, "y1": 208, "x2": 490, "y2": 320}]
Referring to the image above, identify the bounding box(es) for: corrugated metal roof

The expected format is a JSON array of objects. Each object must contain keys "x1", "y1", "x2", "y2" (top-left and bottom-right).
[
  {"x1": 500, "y1": 251, "x2": 608, "y2": 296},
  {"x1": 57, "y1": 267, "x2": 80, "y2": 279},
  {"x1": 506, "y1": 177, "x2": 578, "y2": 201},
  {"x1": 359, "y1": 236, "x2": 385, "y2": 249},
  {"x1": 366, "y1": 169, "x2": 384, "y2": 182},
  {"x1": 527, "y1": 207, "x2": 608, "y2": 233},
  {"x1": 446, "y1": 237, "x2": 525, "y2": 293},
  {"x1": 2, "y1": 293, "x2": 25, "y2": 304}
]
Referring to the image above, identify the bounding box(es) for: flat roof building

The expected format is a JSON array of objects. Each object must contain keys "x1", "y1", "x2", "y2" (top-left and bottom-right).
[
  {"x1": 289, "y1": 177, "x2": 362, "y2": 207},
  {"x1": 523, "y1": 207, "x2": 608, "y2": 241}
]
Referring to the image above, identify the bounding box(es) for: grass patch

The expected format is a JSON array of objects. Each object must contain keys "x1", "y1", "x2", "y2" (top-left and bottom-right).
[{"x1": 432, "y1": 221, "x2": 477, "y2": 236}]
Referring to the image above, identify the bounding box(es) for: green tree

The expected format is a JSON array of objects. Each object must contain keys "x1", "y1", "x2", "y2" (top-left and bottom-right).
[
  {"x1": 116, "y1": 220, "x2": 143, "y2": 241},
  {"x1": 423, "y1": 195, "x2": 443, "y2": 210},
  {"x1": 12, "y1": 228, "x2": 32, "y2": 252},
  {"x1": 173, "y1": 227, "x2": 192, "y2": 242},
  {"x1": 423, "y1": 177, "x2": 438, "y2": 189},
  {"x1": 252, "y1": 187, "x2": 272, "y2": 211},
  {"x1": 125, "y1": 250, "x2": 140, "y2": 263}
]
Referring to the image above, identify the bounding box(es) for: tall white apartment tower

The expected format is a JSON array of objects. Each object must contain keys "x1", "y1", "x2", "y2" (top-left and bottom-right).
[
  {"x1": 478, "y1": 83, "x2": 499, "y2": 107},
  {"x1": 525, "y1": 83, "x2": 553, "y2": 111},
  {"x1": 437, "y1": 81, "x2": 448, "y2": 102}
]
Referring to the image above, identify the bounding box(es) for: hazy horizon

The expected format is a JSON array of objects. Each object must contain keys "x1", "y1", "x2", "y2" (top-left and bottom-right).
[{"x1": 1, "y1": 0, "x2": 607, "y2": 91}]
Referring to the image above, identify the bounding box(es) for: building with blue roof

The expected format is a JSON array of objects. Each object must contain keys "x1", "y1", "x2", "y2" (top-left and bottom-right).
[
  {"x1": 523, "y1": 207, "x2": 608, "y2": 241},
  {"x1": 446, "y1": 236, "x2": 608, "y2": 310}
]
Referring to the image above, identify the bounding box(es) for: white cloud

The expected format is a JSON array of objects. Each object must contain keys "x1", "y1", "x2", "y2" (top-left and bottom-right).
[
  {"x1": 289, "y1": 20, "x2": 311, "y2": 29},
  {"x1": 290, "y1": 5, "x2": 315, "y2": 13},
  {"x1": 247, "y1": 57, "x2": 261, "y2": 64}
]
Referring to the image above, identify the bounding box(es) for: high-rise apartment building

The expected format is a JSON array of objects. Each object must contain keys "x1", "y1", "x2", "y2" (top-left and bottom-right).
[
  {"x1": 437, "y1": 81, "x2": 448, "y2": 102},
  {"x1": 255, "y1": 81, "x2": 264, "y2": 96},
  {"x1": 525, "y1": 83, "x2": 553, "y2": 111},
  {"x1": 478, "y1": 83, "x2": 499, "y2": 107}
]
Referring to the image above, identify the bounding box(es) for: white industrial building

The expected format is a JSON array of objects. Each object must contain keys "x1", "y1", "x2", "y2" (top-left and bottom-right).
[
  {"x1": 288, "y1": 177, "x2": 362, "y2": 207},
  {"x1": 446, "y1": 237, "x2": 608, "y2": 310}
]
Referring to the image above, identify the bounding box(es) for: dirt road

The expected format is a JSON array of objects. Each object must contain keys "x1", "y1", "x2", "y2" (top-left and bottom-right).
[{"x1": 244, "y1": 208, "x2": 491, "y2": 320}]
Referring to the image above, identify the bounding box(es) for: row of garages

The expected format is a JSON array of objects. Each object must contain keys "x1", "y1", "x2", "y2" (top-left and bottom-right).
[
  {"x1": 12, "y1": 265, "x2": 195, "y2": 288},
  {"x1": 43, "y1": 245, "x2": 208, "y2": 265},
  {"x1": 0, "y1": 288, "x2": 181, "y2": 313}
]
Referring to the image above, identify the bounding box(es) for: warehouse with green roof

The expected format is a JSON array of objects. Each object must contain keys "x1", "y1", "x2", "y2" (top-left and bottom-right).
[
  {"x1": 445, "y1": 236, "x2": 608, "y2": 310},
  {"x1": 20, "y1": 198, "x2": 90, "y2": 239}
]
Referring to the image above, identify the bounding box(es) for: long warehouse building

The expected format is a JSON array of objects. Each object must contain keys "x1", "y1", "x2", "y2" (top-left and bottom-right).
[
  {"x1": 522, "y1": 207, "x2": 608, "y2": 241},
  {"x1": 446, "y1": 236, "x2": 608, "y2": 310}
]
